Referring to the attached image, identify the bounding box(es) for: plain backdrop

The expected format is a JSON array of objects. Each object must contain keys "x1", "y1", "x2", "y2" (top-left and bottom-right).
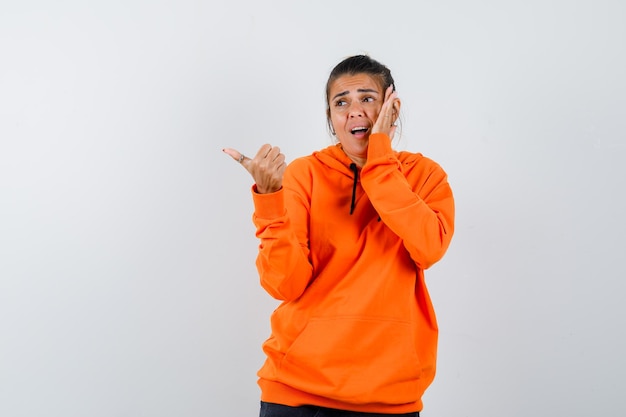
[{"x1": 1, "y1": 1, "x2": 625, "y2": 416}]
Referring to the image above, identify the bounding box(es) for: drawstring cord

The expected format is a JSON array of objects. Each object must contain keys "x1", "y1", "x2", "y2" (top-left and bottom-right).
[
  {"x1": 349, "y1": 163, "x2": 358, "y2": 215},
  {"x1": 348, "y1": 162, "x2": 381, "y2": 221}
]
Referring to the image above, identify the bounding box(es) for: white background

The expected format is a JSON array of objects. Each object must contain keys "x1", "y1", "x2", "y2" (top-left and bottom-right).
[{"x1": 1, "y1": 1, "x2": 625, "y2": 416}]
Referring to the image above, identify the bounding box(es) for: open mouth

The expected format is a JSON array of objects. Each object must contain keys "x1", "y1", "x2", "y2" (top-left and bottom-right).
[{"x1": 351, "y1": 127, "x2": 369, "y2": 135}]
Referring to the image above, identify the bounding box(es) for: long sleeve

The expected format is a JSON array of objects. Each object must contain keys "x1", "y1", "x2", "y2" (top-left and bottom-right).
[
  {"x1": 360, "y1": 133, "x2": 455, "y2": 269},
  {"x1": 252, "y1": 172, "x2": 313, "y2": 301}
]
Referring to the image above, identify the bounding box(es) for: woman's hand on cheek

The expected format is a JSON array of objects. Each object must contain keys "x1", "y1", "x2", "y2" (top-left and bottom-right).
[{"x1": 372, "y1": 85, "x2": 400, "y2": 139}]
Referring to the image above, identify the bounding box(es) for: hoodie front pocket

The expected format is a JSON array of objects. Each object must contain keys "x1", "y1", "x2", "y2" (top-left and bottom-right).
[{"x1": 278, "y1": 316, "x2": 422, "y2": 405}]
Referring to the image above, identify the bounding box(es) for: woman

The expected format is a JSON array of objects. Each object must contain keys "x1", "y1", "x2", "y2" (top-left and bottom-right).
[{"x1": 224, "y1": 55, "x2": 455, "y2": 416}]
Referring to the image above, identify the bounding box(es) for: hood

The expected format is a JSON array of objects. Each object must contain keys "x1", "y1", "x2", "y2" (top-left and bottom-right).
[
  {"x1": 309, "y1": 143, "x2": 423, "y2": 216},
  {"x1": 312, "y1": 143, "x2": 420, "y2": 171},
  {"x1": 312, "y1": 144, "x2": 355, "y2": 175}
]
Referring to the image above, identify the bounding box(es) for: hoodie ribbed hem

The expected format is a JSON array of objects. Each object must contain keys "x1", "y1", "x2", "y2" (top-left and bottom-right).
[{"x1": 258, "y1": 379, "x2": 422, "y2": 414}]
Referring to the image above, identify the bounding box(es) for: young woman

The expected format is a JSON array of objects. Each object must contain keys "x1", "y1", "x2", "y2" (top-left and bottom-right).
[{"x1": 224, "y1": 55, "x2": 455, "y2": 417}]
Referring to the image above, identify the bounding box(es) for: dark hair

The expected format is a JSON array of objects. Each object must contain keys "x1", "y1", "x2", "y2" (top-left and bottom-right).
[{"x1": 325, "y1": 55, "x2": 396, "y2": 131}]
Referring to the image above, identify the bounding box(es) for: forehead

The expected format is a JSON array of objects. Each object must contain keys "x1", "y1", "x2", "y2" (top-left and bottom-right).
[{"x1": 329, "y1": 73, "x2": 383, "y2": 95}]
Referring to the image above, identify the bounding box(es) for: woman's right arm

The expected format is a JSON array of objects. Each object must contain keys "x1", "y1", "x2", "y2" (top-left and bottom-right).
[
  {"x1": 252, "y1": 165, "x2": 313, "y2": 301},
  {"x1": 224, "y1": 145, "x2": 312, "y2": 300}
]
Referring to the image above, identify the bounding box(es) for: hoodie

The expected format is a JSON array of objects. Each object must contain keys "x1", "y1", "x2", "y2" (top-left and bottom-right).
[{"x1": 251, "y1": 133, "x2": 455, "y2": 414}]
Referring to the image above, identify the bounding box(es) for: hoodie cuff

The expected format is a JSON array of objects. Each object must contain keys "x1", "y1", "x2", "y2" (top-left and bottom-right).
[
  {"x1": 252, "y1": 185, "x2": 286, "y2": 219},
  {"x1": 367, "y1": 132, "x2": 394, "y2": 159}
]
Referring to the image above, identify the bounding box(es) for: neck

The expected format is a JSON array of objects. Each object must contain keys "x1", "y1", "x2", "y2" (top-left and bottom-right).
[
  {"x1": 339, "y1": 146, "x2": 366, "y2": 168},
  {"x1": 349, "y1": 156, "x2": 366, "y2": 168}
]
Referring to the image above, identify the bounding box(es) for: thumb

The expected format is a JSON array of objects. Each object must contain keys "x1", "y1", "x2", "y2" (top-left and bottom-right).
[{"x1": 223, "y1": 147, "x2": 248, "y2": 166}]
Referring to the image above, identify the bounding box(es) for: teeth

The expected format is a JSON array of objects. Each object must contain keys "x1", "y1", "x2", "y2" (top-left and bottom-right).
[{"x1": 351, "y1": 127, "x2": 368, "y2": 132}]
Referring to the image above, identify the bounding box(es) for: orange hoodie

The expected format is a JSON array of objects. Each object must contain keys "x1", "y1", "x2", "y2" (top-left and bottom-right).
[{"x1": 251, "y1": 133, "x2": 455, "y2": 413}]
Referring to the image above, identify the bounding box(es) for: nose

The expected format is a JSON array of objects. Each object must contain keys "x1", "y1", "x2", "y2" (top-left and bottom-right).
[{"x1": 349, "y1": 102, "x2": 364, "y2": 118}]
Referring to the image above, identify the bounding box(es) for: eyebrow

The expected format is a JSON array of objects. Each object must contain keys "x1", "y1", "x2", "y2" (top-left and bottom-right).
[{"x1": 332, "y1": 88, "x2": 379, "y2": 101}]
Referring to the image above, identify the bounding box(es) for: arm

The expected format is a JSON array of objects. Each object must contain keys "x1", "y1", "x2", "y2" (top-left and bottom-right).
[
  {"x1": 223, "y1": 145, "x2": 312, "y2": 300},
  {"x1": 361, "y1": 133, "x2": 455, "y2": 269},
  {"x1": 252, "y1": 165, "x2": 313, "y2": 301}
]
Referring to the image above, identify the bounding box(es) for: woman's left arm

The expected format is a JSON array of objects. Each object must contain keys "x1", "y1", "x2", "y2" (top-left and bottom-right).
[{"x1": 361, "y1": 133, "x2": 455, "y2": 270}]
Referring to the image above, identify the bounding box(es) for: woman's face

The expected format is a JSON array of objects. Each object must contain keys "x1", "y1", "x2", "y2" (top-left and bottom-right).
[{"x1": 328, "y1": 73, "x2": 385, "y2": 165}]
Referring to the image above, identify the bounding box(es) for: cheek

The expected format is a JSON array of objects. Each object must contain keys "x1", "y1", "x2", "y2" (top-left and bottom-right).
[
  {"x1": 330, "y1": 112, "x2": 344, "y2": 126},
  {"x1": 367, "y1": 110, "x2": 380, "y2": 122},
  {"x1": 367, "y1": 104, "x2": 383, "y2": 120}
]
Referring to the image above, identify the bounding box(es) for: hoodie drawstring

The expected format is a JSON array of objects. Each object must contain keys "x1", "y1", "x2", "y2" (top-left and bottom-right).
[{"x1": 349, "y1": 163, "x2": 358, "y2": 215}]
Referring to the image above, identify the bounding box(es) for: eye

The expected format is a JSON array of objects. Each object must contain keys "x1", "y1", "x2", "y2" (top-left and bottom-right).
[
  {"x1": 334, "y1": 99, "x2": 347, "y2": 107},
  {"x1": 362, "y1": 96, "x2": 375, "y2": 103}
]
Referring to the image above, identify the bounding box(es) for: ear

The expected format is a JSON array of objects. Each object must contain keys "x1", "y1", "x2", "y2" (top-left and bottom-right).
[{"x1": 392, "y1": 99, "x2": 401, "y2": 123}]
